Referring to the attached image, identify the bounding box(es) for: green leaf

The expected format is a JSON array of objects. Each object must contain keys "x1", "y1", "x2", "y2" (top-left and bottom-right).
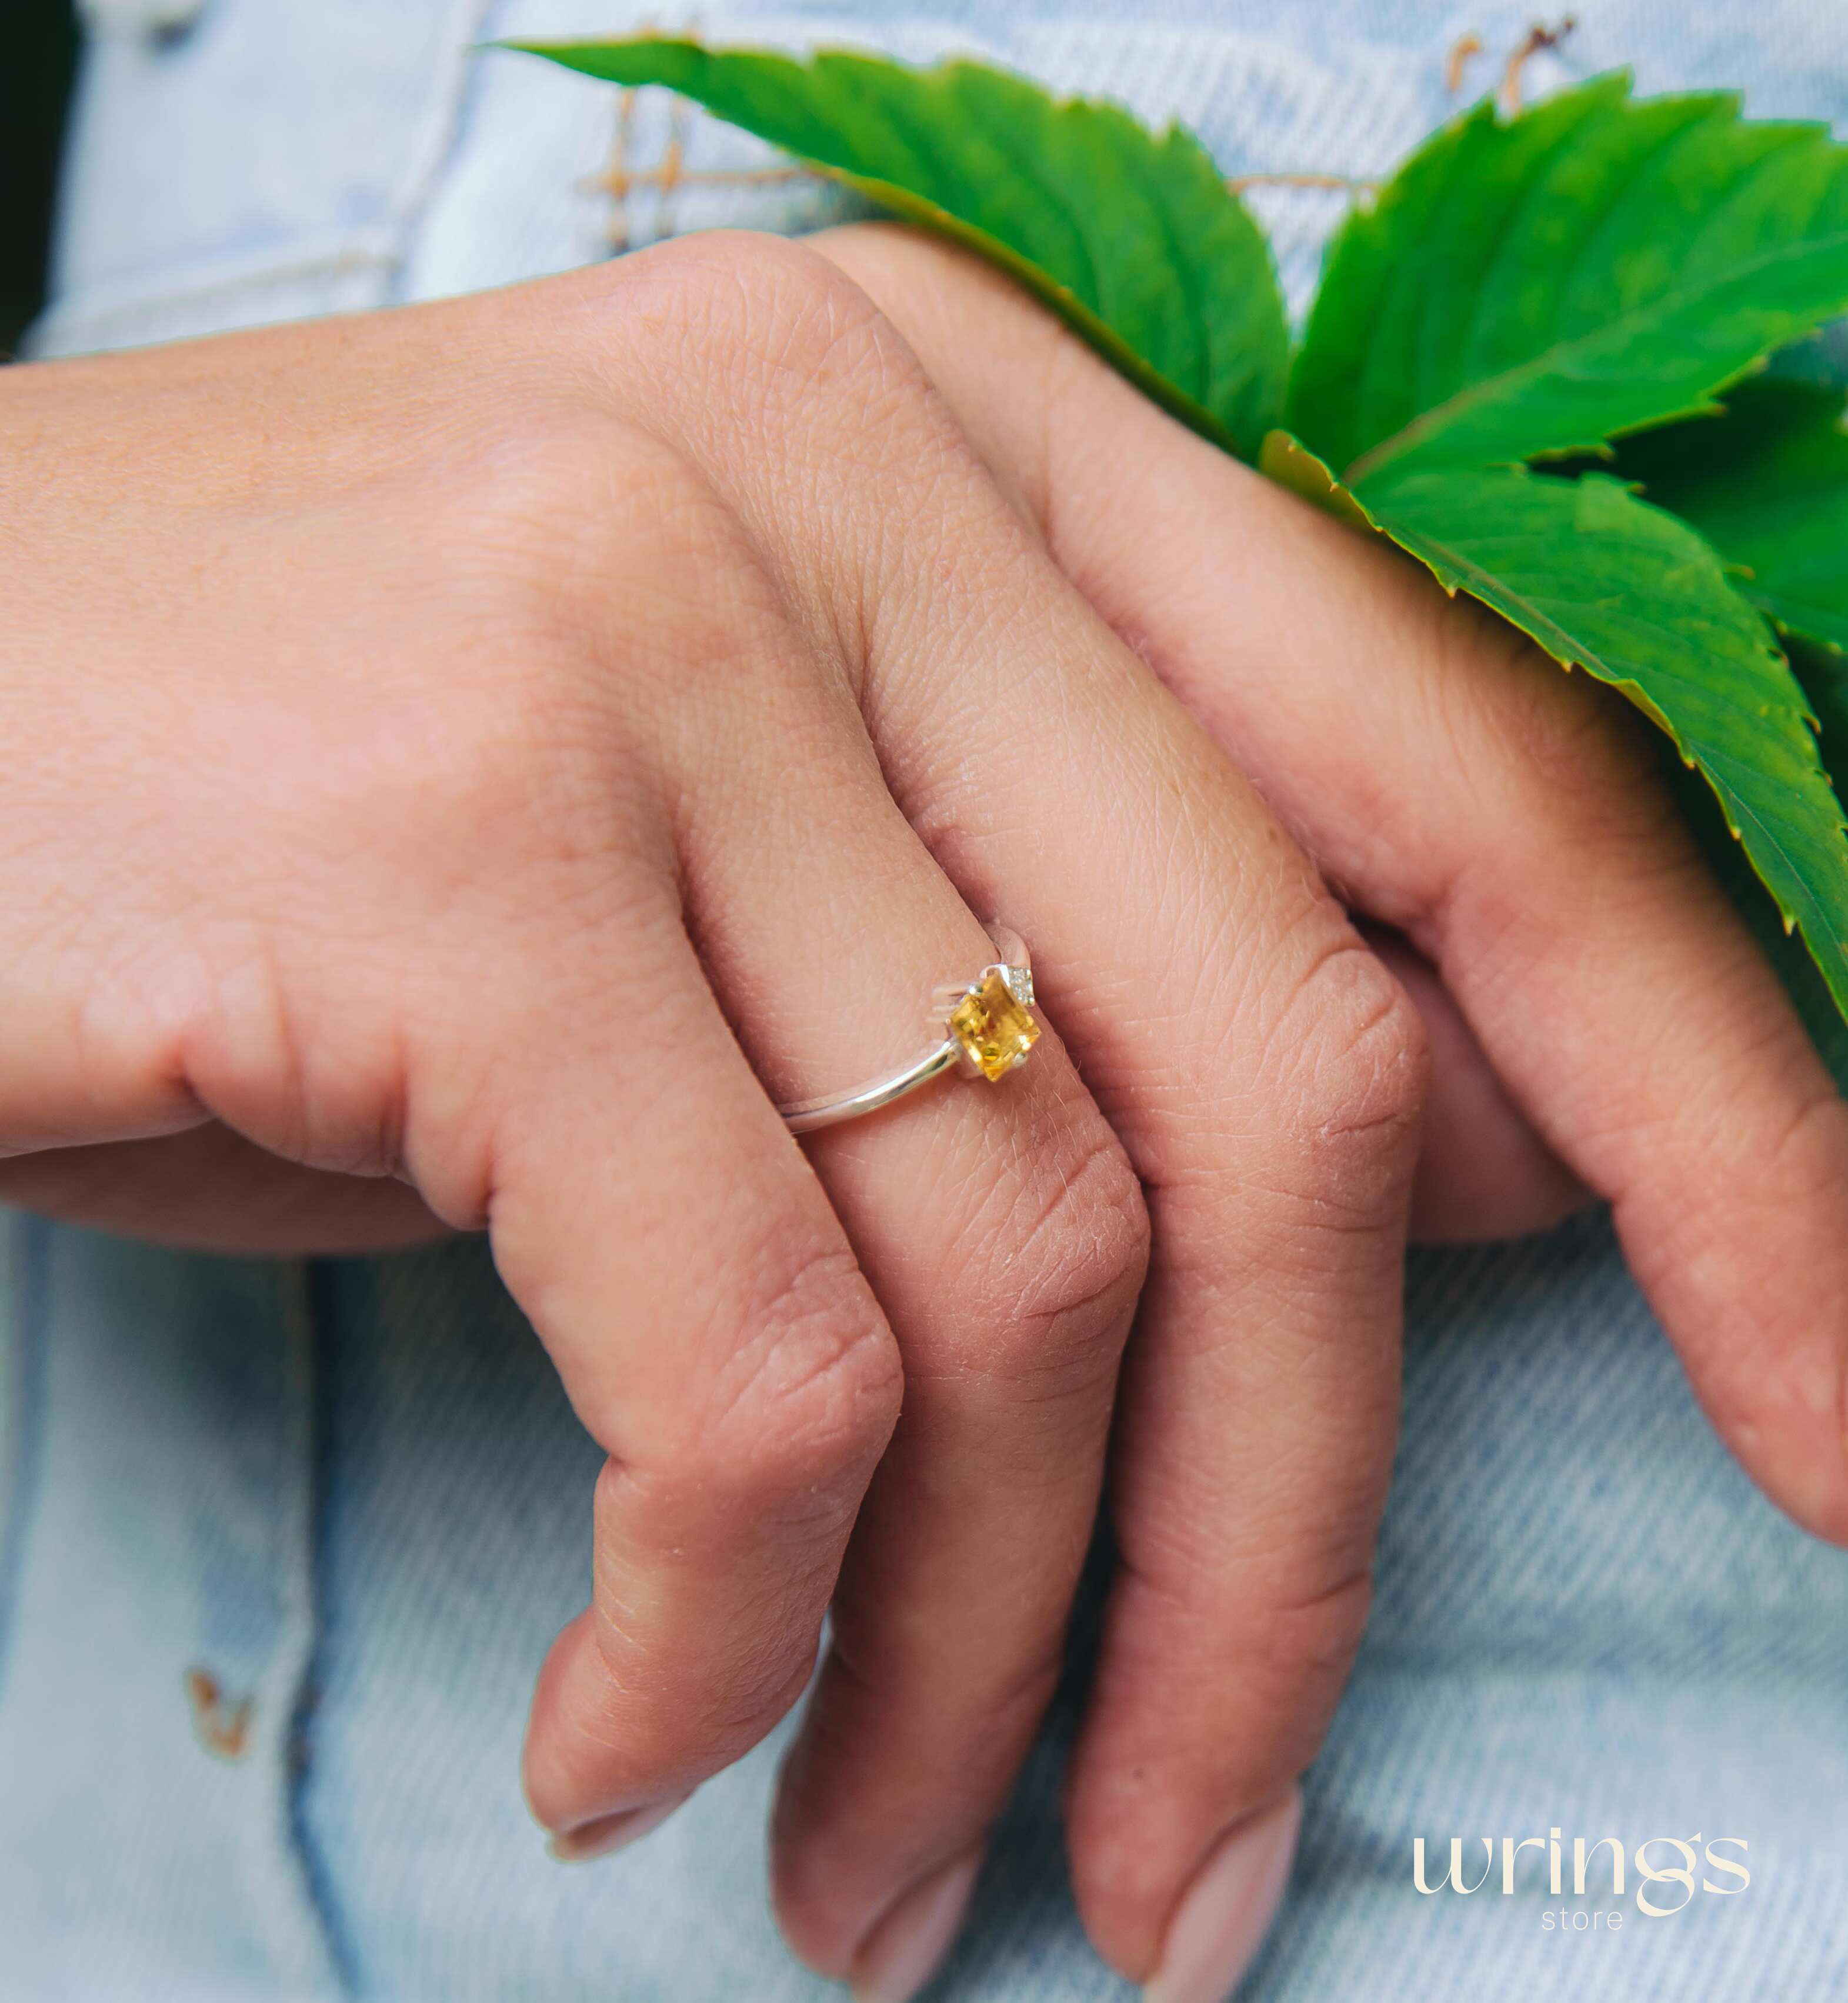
[
  {"x1": 1256, "y1": 429, "x2": 1379, "y2": 532},
  {"x1": 1611, "y1": 374, "x2": 1848, "y2": 654},
  {"x1": 1672, "y1": 748, "x2": 1848, "y2": 1093},
  {"x1": 1282, "y1": 74, "x2": 1848, "y2": 1027},
  {"x1": 508, "y1": 36, "x2": 1288, "y2": 459},
  {"x1": 1553, "y1": 377, "x2": 1848, "y2": 1054},
  {"x1": 1289, "y1": 74, "x2": 1848, "y2": 483},
  {"x1": 1357, "y1": 462, "x2": 1848, "y2": 1016},
  {"x1": 1796, "y1": 636, "x2": 1848, "y2": 759}
]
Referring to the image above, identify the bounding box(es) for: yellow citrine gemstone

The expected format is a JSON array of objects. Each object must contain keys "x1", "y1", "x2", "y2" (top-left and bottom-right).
[{"x1": 948, "y1": 968, "x2": 1040, "y2": 1081}]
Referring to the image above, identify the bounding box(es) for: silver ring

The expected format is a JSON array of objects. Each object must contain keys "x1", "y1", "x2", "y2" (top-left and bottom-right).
[{"x1": 778, "y1": 924, "x2": 1040, "y2": 1135}]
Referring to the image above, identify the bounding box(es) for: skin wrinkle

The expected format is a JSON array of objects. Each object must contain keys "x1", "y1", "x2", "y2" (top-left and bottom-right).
[
  {"x1": 893, "y1": 1126, "x2": 1145, "y2": 1399},
  {"x1": 1100, "y1": 876, "x2": 1420, "y2": 1184},
  {"x1": 588, "y1": 1492, "x2": 851, "y2": 1675},
  {"x1": 589, "y1": 1199, "x2": 895, "y2": 1465},
  {"x1": 817, "y1": 1611, "x2": 1069, "y2": 1758},
  {"x1": 1122, "y1": 1394, "x2": 1389, "y2": 1528},
  {"x1": 700, "y1": 1287, "x2": 901, "y2": 1488},
  {"x1": 975, "y1": 1114, "x2": 1149, "y2": 1284},
  {"x1": 1620, "y1": 1077, "x2": 1848, "y2": 1287},
  {"x1": 1549, "y1": 987, "x2": 1810, "y2": 1164},
  {"x1": 1110, "y1": 1535, "x2": 1378, "y2": 1674},
  {"x1": 588, "y1": 1628, "x2": 819, "y2": 1782}
]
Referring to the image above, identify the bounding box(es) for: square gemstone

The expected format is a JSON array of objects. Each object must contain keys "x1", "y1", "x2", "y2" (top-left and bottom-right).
[{"x1": 949, "y1": 968, "x2": 1040, "y2": 1081}]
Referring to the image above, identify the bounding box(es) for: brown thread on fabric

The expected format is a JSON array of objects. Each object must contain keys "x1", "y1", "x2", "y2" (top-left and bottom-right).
[
  {"x1": 1446, "y1": 32, "x2": 1486, "y2": 94},
  {"x1": 1502, "y1": 18, "x2": 1579, "y2": 114},
  {"x1": 184, "y1": 1665, "x2": 255, "y2": 1761}
]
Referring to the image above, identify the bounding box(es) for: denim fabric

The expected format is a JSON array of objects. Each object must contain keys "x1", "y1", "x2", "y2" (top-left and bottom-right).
[
  {"x1": 6, "y1": 2, "x2": 1848, "y2": 1998},
  {"x1": 0, "y1": 1227, "x2": 336, "y2": 2000}
]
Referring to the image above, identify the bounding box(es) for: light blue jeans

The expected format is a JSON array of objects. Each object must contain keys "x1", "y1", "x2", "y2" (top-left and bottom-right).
[{"x1": 5, "y1": 4, "x2": 1848, "y2": 1998}]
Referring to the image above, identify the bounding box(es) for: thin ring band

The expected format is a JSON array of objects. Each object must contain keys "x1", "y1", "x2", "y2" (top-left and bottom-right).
[{"x1": 778, "y1": 924, "x2": 1040, "y2": 1135}]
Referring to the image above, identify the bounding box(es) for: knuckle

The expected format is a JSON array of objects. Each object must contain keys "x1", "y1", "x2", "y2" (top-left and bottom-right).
[
  {"x1": 419, "y1": 392, "x2": 627, "y2": 589},
  {"x1": 553, "y1": 233, "x2": 1022, "y2": 696},
  {"x1": 343, "y1": 415, "x2": 743, "y2": 879},
  {"x1": 428, "y1": 394, "x2": 716, "y2": 641},
  {"x1": 672, "y1": 1241, "x2": 903, "y2": 1519},
  {"x1": 170, "y1": 929, "x2": 405, "y2": 1177},
  {"x1": 1240, "y1": 1562, "x2": 1376, "y2": 1709},
  {"x1": 617, "y1": 229, "x2": 933, "y2": 444},
  {"x1": 1268, "y1": 926, "x2": 1430, "y2": 1210},
  {"x1": 951, "y1": 1116, "x2": 1149, "y2": 1391},
  {"x1": 1756, "y1": 1074, "x2": 1848, "y2": 1201}
]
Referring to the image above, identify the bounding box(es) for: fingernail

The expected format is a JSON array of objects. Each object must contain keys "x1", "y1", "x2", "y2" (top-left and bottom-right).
[
  {"x1": 1143, "y1": 1789, "x2": 1302, "y2": 2003},
  {"x1": 849, "y1": 1845, "x2": 983, "y2": 2003},
  {"x1": 546, "y1": 1791, "x2": 690, "y2": 1864}
]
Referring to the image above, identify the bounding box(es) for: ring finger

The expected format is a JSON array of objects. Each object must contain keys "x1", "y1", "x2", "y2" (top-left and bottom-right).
[{"x1": 663, "y1": 591, "x2": 1149, "y2": 1994}]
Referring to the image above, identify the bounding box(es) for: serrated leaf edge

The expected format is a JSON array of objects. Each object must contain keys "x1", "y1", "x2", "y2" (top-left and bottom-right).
[
  {"x1": 502, "y1": 36, "x2": 1274, "y2": 458},
  {"x1": 1262, "y1": 432, "x2": 1848, "y2": 984}
]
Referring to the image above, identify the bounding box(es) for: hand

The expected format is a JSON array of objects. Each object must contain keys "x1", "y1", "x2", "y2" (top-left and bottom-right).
[
  {"x1": 5, "y1": 219, "x2": 1844, "y2": 2003},
  {"x1": 0, "y1": 238, "x2": 1426, "y2": 2001},
  {"x1": 810, "y1": 218, "x2": 1848, "y2": 1964}
]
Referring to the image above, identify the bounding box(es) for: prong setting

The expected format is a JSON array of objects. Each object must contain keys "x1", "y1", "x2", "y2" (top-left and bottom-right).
[{"x1": 778, "y1": 923, "x2": 1039, "y2": 1131}]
